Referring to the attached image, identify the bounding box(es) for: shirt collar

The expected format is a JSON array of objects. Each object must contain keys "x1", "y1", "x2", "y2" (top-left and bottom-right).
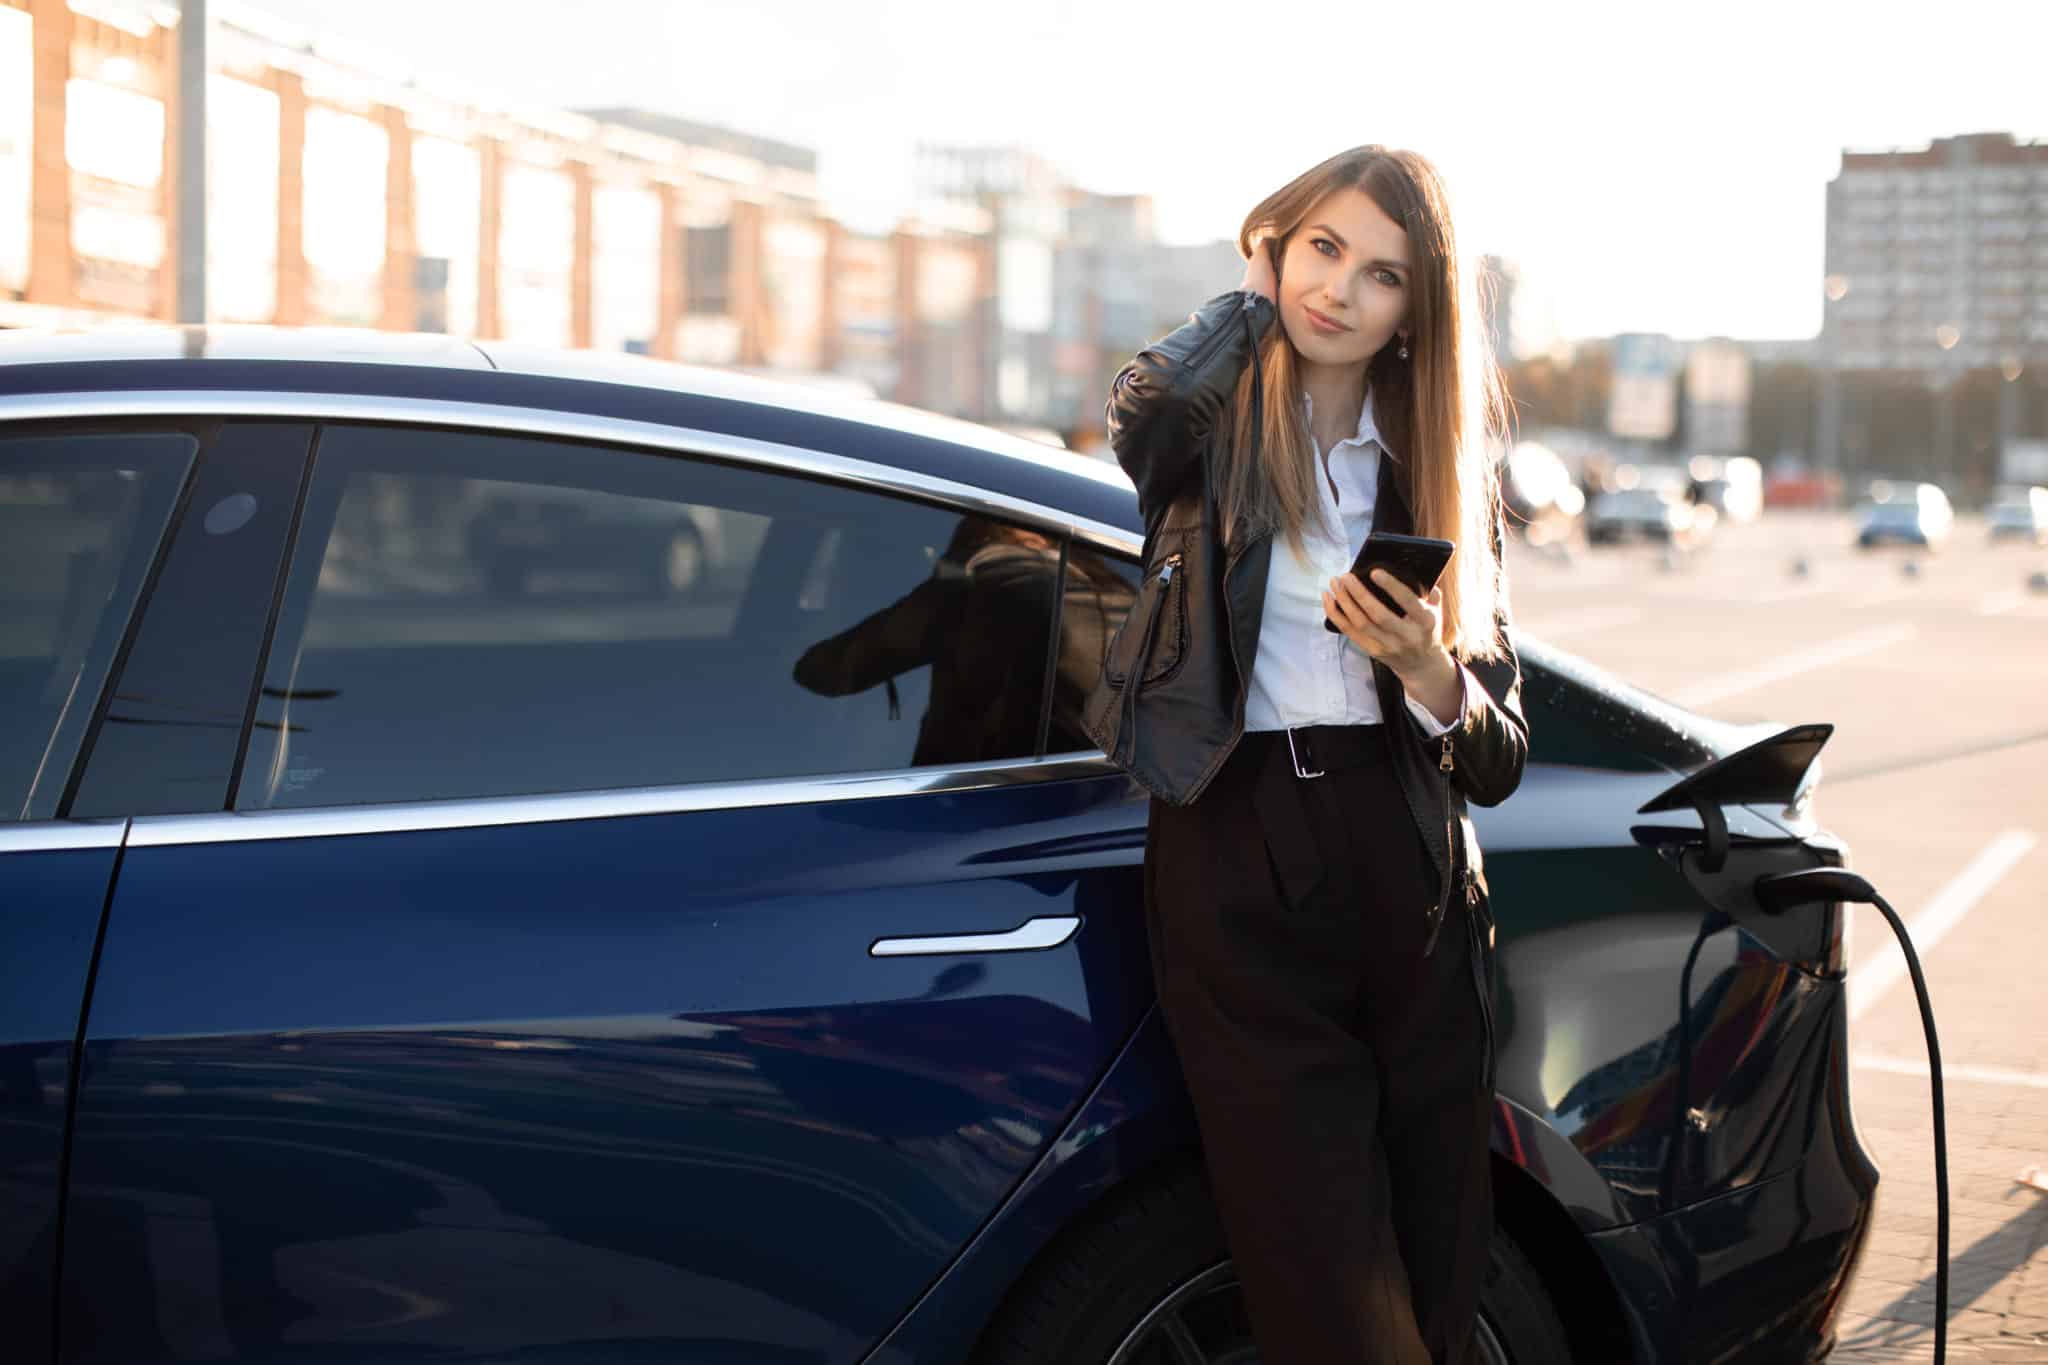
[{"x1": 1301, "y1": 387, "x2": 1396, "y2": 460}]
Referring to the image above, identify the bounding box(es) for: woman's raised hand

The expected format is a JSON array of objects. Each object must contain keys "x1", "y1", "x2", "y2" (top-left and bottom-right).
[{"x1": 1240, "y1": 231, "x2": 1278, "y2": 303}]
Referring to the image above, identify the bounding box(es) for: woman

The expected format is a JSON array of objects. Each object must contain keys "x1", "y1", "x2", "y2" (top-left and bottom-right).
[{"x1": 1083, "y1": 145, "x2": 1529, "y2": 1365}]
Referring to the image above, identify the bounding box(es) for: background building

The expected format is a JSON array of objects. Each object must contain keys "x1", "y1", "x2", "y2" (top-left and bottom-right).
[
  {"x1": 1820, "y1": 131, "x2": 2048, "y2": 493},
  {"x1": 6, "y1": 0, "x2": 1549, "y2": 451},
  {"x1": 912, "y1": 144, "x2": 1065, "y2": 429}
]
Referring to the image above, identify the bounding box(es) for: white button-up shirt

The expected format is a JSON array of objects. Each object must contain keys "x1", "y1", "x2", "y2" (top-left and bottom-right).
[{"x1": 1244, "y1": 387, "x2": 1465, "y2": 736}]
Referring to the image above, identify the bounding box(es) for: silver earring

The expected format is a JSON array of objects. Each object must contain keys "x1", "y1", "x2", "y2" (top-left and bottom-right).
[{"x1": 1398, "y1": 337, "x2": 1410, "y2": 360}]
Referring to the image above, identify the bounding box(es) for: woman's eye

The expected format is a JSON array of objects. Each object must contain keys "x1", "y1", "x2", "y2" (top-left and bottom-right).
[
  {"x1": 1312, "y1": 238, "x2": 1338, "y2": 258},
  {"x1": 1375, "y1": 269, "x2": 1404, "y2": 287}
]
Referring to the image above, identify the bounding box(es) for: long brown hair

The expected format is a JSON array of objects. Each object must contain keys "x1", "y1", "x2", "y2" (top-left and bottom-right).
[{"x1": 1222, "y1": 146, "x2": 1511, "y2": 662}]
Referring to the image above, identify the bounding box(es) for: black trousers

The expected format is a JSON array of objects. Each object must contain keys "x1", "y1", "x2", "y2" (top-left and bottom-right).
[{"x1": 1145, "y1": 726, "x2": 1493, "y2": 1365}]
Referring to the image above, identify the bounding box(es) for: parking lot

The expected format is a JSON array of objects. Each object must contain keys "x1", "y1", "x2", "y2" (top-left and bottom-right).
[{"x1": 1508, "y1": 510, "x2": 2048, "y2": 1359}]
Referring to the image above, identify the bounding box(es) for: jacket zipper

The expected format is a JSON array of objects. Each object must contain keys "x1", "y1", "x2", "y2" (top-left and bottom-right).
[
  {"x1": 1420, "y1": 734, "x2": 1456, "y2": 955},
  {"x1": 1436, "y1": 731, "x2": 1494, "y2": 1091},
  {"x1": 1468, "y1": 886, "x2": 1496, "y2": 1096},
  {"x1": 1111, "y1": 553, "x2": 1184, "y2": 692}
]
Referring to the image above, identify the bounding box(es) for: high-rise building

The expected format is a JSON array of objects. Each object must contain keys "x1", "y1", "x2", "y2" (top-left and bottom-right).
[
  {"x1": 1818, "y1": 132, "x2": 2048, "y2": 489},
  {"x1": 1822, "y1": 132, "x2": 2048, "y2": 374},
  {"x1": 1053, "y1": 189, "x2": 1156, "y2": 436},
  {"x1": 914, "y1": 145, "x2": 1065, "y2": 426}
]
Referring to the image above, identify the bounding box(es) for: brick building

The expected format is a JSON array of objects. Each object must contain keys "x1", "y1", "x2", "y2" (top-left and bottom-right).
[{"x1": 0, "y1": 0, "x2": 1006, "y2": 417}]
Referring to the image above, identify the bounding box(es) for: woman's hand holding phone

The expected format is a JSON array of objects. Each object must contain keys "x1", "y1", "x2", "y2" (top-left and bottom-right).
[{"x1": 1323, "y1": 568, "x2": 1452, "y2": 686}]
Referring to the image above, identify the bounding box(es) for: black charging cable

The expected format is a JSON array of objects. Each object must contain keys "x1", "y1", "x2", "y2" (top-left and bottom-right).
[{"x1": 1753, "y1": 867, "x2": 1946, "y2": 1364}]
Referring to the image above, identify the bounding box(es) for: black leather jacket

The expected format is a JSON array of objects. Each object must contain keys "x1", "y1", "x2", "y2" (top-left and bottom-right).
[{"x1": 1082, "y1": 288, "x2": 1530, "y2": 953}]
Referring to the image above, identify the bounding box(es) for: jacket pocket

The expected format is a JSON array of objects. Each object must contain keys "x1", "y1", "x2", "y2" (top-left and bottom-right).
[{"x1": 1103, "y1": 541, "x2": 1190, "y2": 689}]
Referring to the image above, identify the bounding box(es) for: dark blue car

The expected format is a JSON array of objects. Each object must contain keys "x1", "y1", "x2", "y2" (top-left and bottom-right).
[{"x1": 1, "y1": 330, "x2": 1877, "y2": 1365}]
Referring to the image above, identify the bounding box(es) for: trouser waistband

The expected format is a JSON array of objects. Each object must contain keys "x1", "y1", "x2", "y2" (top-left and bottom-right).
[{"x1": 1240, "y1": 723, "x2": 1390, "y2": 779}]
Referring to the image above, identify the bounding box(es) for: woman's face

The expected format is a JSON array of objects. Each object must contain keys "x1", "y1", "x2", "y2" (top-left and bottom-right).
[{"x1": 1276, "y1": 187, "x2": 1411, "y2": 370}]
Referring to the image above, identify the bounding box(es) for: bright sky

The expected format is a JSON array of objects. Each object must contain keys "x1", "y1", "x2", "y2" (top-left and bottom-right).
[{"x1": 248, "y1": 0, "x2": 2048, "y2": 343}]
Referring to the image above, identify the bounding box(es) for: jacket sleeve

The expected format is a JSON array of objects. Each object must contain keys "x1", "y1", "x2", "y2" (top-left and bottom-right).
[
  {"x1": 1105, "y1": 289, "x2": 1278, "y2": 524},
  {"x1": 792, "y1": 574, "x2": 951, "y2": 697},
  {"x1": 1446, "y1": 503, "x2": 1529, "y2": 807}
]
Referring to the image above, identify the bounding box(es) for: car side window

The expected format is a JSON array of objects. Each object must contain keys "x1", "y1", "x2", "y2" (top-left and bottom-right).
[
  {"x1": 237, "y1": 424, "x2": 1064, "y2": 809},
  {"x1": 1046, "y1": 543, "x2": 1138, "y2": 754},
  {"x1": 0, "y1": 431, "x2": 194, "y2": 821}
]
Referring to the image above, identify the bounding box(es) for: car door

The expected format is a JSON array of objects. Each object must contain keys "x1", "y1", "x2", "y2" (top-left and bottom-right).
[
  {"x1": 59, "y1": 416, "x2": 1155, "y2": 1364},
  {"x1": 0, "y1": 423, "x2": 222, "y2": 1364}
]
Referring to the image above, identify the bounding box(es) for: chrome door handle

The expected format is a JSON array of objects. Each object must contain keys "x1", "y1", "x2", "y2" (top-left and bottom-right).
[{"x1": 869, "y1": 915, "x2": 1082, "y2": 958}]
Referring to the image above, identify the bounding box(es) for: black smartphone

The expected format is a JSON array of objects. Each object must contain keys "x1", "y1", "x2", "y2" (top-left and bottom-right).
[{"x1": 1323, "y1": 532, "x2": 1456, "y2": 632}]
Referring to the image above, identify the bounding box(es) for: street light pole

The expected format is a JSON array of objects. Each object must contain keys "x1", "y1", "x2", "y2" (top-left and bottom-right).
[
  {"x1": 1933, "y1": 323, "x2": 1960, "y2": 487},
  {"x1": 175, "y1": 0, "x2": 206, "y2": 325},
  {"x1": 1999, "y1": 355, "x2": 2023, "y2": 486},
  {"x1": 1818, "y1": 274, "x2": 1846, "y2": 479}
]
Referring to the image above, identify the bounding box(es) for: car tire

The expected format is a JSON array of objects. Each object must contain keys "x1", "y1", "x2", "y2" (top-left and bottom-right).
[{"x1": 967, "y1": 1159, "x2": 1571, "y2": 1365}]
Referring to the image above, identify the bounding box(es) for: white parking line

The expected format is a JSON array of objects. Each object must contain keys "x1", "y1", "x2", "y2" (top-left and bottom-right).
[
  {"x1": 1848, "y1": 829, "x2": 2039, "y2": 1023},
  {"x1": 1851, "y1": 1053, "x2": 2048, "y2": 1091},
  {"x1": 1644, "y1": 580, "x2": 1836, "y2": 605},
  {"x1": 1517, "y1": 606, "x2": 1644, "y2": 641},
  {"x1": 1754, "y1": 580, "x2": 1844, "y2": 605},
  {"x1": 1669, "y1": 624, "x2": 1917, "y2": 709}
]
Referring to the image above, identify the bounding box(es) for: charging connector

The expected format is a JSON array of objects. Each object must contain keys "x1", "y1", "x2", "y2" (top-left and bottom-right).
[{"x1": 1755, "y1": 867, "x2": 1947, "y2": 1364}]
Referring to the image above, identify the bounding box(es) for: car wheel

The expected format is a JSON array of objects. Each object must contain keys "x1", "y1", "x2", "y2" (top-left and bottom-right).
[
  {"x1": 968, "y1": 1161, "x2": 1571, "y2": 1365},
  {"x1": 660, "y1": 525, "x2": 706, "y2": 596}
]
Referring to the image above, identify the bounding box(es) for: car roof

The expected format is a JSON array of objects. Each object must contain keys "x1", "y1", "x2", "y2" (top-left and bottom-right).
[{"x1": 0, "y1": 325, "x2": 1139, "y2": 534}]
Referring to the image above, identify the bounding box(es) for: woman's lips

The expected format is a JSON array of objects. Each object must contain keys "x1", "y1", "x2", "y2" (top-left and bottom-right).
[{"x1": 1305, "y1": 307, "x2": 1350, "y2": 334}]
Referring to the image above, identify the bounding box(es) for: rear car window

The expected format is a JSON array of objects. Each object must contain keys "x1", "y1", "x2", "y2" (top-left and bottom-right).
[{"x1": 0, "y1": 432, "x2": 193, "y2": 821}]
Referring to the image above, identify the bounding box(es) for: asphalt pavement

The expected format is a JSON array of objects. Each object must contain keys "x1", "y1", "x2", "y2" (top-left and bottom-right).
[{"x1": 1507, "y1": 511, "x2": 2048, "y2": 1360}]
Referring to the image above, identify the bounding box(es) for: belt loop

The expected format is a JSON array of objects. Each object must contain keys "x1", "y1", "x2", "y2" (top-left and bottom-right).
[{"x1": 1286, "y1": 726, "x2": 1325, "y2": 780}]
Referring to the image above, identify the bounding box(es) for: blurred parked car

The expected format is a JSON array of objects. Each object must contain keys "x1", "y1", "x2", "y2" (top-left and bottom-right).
[
  {"x1": 1986, "y1": 486, "x2": 2048, "y2": 545},
  {"x1": 2, "y1": 327, "x2": 1877, "y2": 1365},
  {"x1": 1763, "y1": 468, "x2": 1843, "y2": 509},
  {"x1": 1499, "y1": 439, "x2": 1585, "y2": 545},
  {"x1": 1856, "y1": 482, "x2": 1953, "y2": 549},
  {"x1": 462, "y1": 481, "x2": 743, "y2": 597},
  {"x1": 1585, "y1": 485, "x2": 1698, "y2": 544},
  {"x1": 1689, "y1": 455, "x2": 1763, "y2": 524}
]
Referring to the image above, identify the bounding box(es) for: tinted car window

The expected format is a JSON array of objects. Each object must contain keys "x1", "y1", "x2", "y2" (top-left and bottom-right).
[
  {"x1": 70, "y1": 424, "x2": 316, "y2": 820},
  {"x1": 1046, "y1": 544, "x2": 1138, "y2": 754},
  {"x1": 238, "y1": 425, "x2": 1061, "y2": 809},
  {"x1": 0, "y1": 432, "x2": 194, "y2": 821}
]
